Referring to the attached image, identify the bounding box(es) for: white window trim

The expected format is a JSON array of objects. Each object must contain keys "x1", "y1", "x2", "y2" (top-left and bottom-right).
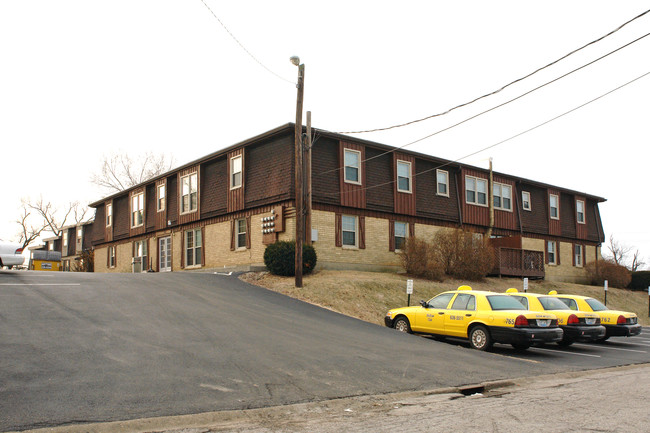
[
  {"x1": 341, "y1": 215, "x2": 358, "y2": 249},
  {"x1": 549, "y1": 194, "x2": 560, "y2": 220},
  {"x1": 180, "y1": 172, "x2": 198, "y2": 215},
  {"x1": 157, "y1": 184, "x2": 166, "y2": 212},
  {"x1": 465, "y1": 175, "x2": 488, "y2": 207},
  {"x1": 235, "y1": 218, "x2": 247, "y2": 250},
  {"x1": 576, "y1": 200, "x2": 585, "y2": 224},
  {"x1": 108, "y1": 246, "x2": 116, "y2": 268},
  {"x1": 131, "y1": 192, "x2": 144, "y2": 228},
  {"x1": 184, "y1": 228, "x2": 202, "y2": 268},
  {"x1": 575, "y1": 244, "x2": 583, "y2": 268},
  {"x1": 522, "y1": 191, "x2": 532, "y2": 211},
  {"x1": 394, "y1": 221, "x2": 408, "y2": 252},
  {"x1": 493, "y1": 182, "x2": 513, "y2": 212},
  {"x1": 396, "y1": 160, "x2": 412, "y2": 194},
  {"x1": 343, "y1": 148, "x2": 362, "y2": 185},
  {"x1": 106, "y1": 203, "x2": 112, "y2": 227},
  {"x1": 230, "y1": 155, "x2": 243, "y2": 190},
  {"x1": 436, "y1": 169, "x2": 449, "y2": 197},
  {"x1": 63, "y1": 232, "x2": 68, "y2": 247},
  {"x1": 548, "y1": 241, "x2": 557, "y2": 265}
]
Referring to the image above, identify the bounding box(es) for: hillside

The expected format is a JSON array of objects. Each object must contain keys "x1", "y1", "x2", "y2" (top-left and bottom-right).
[{"x1": 241, "y1": 270, "x2": 650, "y2": 327}]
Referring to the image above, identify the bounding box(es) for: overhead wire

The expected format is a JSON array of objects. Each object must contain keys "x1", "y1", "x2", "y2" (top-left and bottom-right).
[
  {"x1": 333, "y1": 8, "x2": 650, "y2": 134},
  {"x1": 198, "y1": 0, "x2": 295, "y2": 85},
  {"x1": 314, "y1": 31, "x2": 650, "y2": 179},
  {"x1": 314, "y1": 70, "x2": 650, "y2": 197}
]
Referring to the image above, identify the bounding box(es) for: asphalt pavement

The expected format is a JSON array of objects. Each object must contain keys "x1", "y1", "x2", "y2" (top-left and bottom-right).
[{"x1": 1, "y1": 270, "x2": 648, "y2": 432}]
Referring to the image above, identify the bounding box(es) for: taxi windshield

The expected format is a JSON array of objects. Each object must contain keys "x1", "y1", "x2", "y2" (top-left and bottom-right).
[
  {"x1": 585, "y1": 298, "x2": 608, "y2": 311},
  {"x1": 538, "y1": 297, "x2": 571, "y2": 310},
  {"x1": 487, "y1": 295, "x2": 527, "y2": 311}
]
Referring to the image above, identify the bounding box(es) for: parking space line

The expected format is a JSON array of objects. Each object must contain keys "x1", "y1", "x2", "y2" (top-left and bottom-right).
[
  {"x1": 531, "y1": 347, "x2": 601, "y2": 357},
  {"x1": 573, "y1": 343, "x2": 646, "y2": 354},
  {"x1": 0, "y1": 283, "x2": 81, "y2": 286}
]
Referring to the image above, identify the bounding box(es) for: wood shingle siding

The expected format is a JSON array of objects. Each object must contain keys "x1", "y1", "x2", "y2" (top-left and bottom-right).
[
  {"x1": 201, "y1": 157, "x2": 227, "y2": 219},
  {"x1": 312, "y1": 136, "x2": 340, "y2": 206},
  {"x1": 113, "y1": 195, "x2": 129, "y2": 241},
  {"x1": 339, "y1": 141, "x2": 366, "y2": 209},
  {"x1": 393, "y1": 153, "x2": 416, "y2": 216},
  {"x1": 560, "y1": 193, "x2": 577, "y2": 239},
  {"x1": 365, "y1": 147, "x2": 393, "y2": 213},
  {"x1": 415, "y1": 160, "x2": 458, "y2": 222},
  {"x1": 518, "y1": 184, "x2": 548, "y2": 236},
  {"x1": 167, "y1": 175, "x2": 178, "y2": 226},
  {"x1": 227, "y1": 149, "x2": 244, "y2": 213},
  {"x1": 245, "y1": 136, "x2": 293, "y2": 208}
]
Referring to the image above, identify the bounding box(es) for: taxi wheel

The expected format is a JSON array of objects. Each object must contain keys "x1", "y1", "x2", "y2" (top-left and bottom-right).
[
  {"x1": 469, "y1": 325, "x2": 492, "y2": 351},
  {"x1": 393, "y1": 317, "x2": 412, "y2": 334}
]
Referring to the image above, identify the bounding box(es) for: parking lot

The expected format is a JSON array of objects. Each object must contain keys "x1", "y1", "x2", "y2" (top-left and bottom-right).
[{"x1": 1, "y1": 270, "x2": 649, "y2": 432}]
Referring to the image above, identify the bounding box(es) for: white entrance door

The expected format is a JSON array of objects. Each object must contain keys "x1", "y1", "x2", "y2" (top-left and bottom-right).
[{"x1": 158, "y1": 237, "x2": 172, "y2": 272}]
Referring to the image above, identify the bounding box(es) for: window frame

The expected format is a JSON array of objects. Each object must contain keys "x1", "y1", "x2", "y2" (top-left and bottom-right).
[
  {"x1": 157, "y1": 184, "x2": 166, "y2": 212},
  {"x1": 436, "y1": 169, "x2": 449, "y2": 197},
  {"x1": 394, "y1": 221, "x2": 408, "y2": 251},
  {"x1": 106, "y1": 203, "x2": 112, "y2": 227},
  {"x1": 493, "y1": 182, "x2": 513, "y2": 211},
  {"x1": 574, "y1": 244, "x2": 583, "y2": 267},
  {"x1": 63, "y1": 231, "x2": 68, "y2": 247},
  {"x1": 522, "y1": 191, "x2": 531, "y2": 211},
  {"x1": 180, "y1": 172, "x2": 198, "y2": 214},
  {"x1": 576, "y1": 200, "x2": 585, "y2": 224},
  {"x1": 549, "y1": 194, "x2": 559, "y2": 220},
  {"x1": 108, "y1": 245, "x2": 116, "y2": 268},
  {"x1": 343, "y1": 148, "x2": 362, "y2": 185},
  {"x1": 235, "y1": 218, "x2": 247, "y2": 250},
  {"x1": 396, "y1": 160, "x2": 412, "y2": 193},
  {"x1": 341, "y1": 215, "x2": 358, "y2": 248},
  {"x1": 230, "y1": 155, "x2": 243, "y2": 190},
  {"x1": 465, "y1": 175, "x2": 488, "y2": 207},
  {"x1": 548, "y1": 241, "x2": 557, "y2": 265},
  {"x1": 131, "y1": 192, "x2": 144, "y2": 228},
  {"x1": 184, "y1": 228, "x2": 202, "y2": 268}
]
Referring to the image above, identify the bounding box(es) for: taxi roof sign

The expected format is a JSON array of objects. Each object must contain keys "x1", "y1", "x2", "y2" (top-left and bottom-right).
[
  {"x1": 506, "y1": 288, "x2": 519, "y2": 293},
  {"x1": 457, "y1": 285, "x2": 472, "y2": 291},
  {"x1": 548, "y1": 290, "x2": 558, "y2": 295}
]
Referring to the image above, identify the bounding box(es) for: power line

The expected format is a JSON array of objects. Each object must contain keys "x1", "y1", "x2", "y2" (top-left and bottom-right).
[
  {"x1": 198, "y1": 0, "x2": 295, "y2": 85},
  {"x1": 316, "y1": 70, "x2": 650, "y2": 198},
  {"x1": 314, "y1": 31, "x2": 650, "y2": 179},
  {"x1": 334, "y1": 8, "x2": 650, "y2": 134}
]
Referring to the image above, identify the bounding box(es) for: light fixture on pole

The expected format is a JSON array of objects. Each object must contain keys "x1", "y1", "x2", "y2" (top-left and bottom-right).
[{"x1": 291, "y1": 56, "x2": 305, "y2": 288}]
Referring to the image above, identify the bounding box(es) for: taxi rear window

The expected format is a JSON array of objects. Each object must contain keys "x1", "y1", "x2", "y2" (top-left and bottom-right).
[
  {"x1": 585, "y1": 298, "x2": 608, "y2": 312},
  {"x1": 487, "y1": 295, "x2": 527, "y2": 311},
  {"x1": 538, "y1": 297, "x2": 570, "y2": 310}
]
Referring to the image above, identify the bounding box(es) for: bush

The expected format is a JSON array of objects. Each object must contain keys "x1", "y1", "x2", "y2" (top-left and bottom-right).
[
  {"x1": 628, "y1": 271, "x2": 650, "y2": 291},
  {"x1": 72, "y1": 249, "x2": 94, "y2": 272},
  {"x1": 399, "y1": 237, "x2": 444, "y2": 281},
  {"x1": 264, "y1": 241, "x2": 317, "y2": 277},
  {"x1": 431, "y1": 229, "x2": 495, "y2": 281},
  {"x1": 584, "y1": 260, "x2": 631, "y2": 289}
]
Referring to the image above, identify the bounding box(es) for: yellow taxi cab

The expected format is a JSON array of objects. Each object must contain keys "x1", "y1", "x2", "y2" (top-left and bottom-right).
[
  {"x1": 548, "y1": 291, "x2": 642, "y2": 342},
  {"x1": 505, "y1": 289, "x2": 605, "y2": 346},
  {"x1": 384, "y1": 286, "x2": 562, "y2": 351}
]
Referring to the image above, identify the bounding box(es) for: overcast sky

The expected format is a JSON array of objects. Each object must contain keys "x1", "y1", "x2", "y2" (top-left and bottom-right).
[{"x1": 2, "y1": 1, "x2": 649, "y2": 269}]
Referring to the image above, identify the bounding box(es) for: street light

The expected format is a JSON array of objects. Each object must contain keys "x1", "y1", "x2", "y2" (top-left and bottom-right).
[{"x1": 291, "y1": 56, "x2": 305, "y2": 288}]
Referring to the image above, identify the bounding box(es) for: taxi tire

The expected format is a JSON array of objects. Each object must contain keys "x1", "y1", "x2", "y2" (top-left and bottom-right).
[
  {"x1": 393, "y1": 316, "x2": 412, "y2": 334},
  {"x1": 469, "y1": 325, "x2": 492, "y2": 351}
]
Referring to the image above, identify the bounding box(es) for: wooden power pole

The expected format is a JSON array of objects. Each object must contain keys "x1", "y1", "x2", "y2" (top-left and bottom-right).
[
  {"x1": 294, "y1": 63, "x2": 305, "y2": 288},
  {"x1": 305, "y1": 111, "x2": 312, "y2": 244}
]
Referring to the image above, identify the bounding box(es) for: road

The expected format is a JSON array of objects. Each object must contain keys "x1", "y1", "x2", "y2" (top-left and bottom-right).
[{"x1": 1, "y1": 270, "x2": 648, "y2": 432}]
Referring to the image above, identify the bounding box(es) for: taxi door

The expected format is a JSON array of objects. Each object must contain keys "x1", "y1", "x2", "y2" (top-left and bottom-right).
[
  {"x1": 415, "y1": 292, "x2": 454, "y2": 334},
  {"x1": 443, "y1": 293, "x2": 476, "y2": 338}
]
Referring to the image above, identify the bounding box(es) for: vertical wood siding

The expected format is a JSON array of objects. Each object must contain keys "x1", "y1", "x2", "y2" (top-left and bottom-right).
[
  {"x1": 393, "y1": 153, "x2": 416, "y2": 216},
  {"x1": 227, "y1": 149, "x2": 245, "y2": 213},
  {"x1": 560, "y1": 193, "x2": 577, "y2": 239},
  {"x1": 575, "y1": 195, "x2": 588, "y2": 240},
  {"x1": 312, "y1": 136, "x2": 340, "y2": 206},
  {"x1": 365, "y1": 147, "x2": 393, "y2": 213},
  {"x1": 339, "y1": 141, "x2": 366, "y2": 209},
  {"x1": 201, "y1": 157, "x2": 227, "y2": 219},
  {"x1": 461, "y1": 168, "x2": 489, "y2": 226},
  {"x1": 548, "y1": 188, "x2": 562, "y2": 236},
  {"x1": 154, "y1": 179, "x2": 167, "y2": 231},
  {"x1": 245, "y1": 137, "x2": 293, "y2": 208},
  {"x1": 167, "y1": 175, "x2": 178, "y2": 226},
  {"x1": 493, "y1": 175, "x2": 518, "y2": 231},
  {"x1": 415, "y1": 160, "x2": 459, "y2": 222},
  {"x1": 113, "y1": 196, "x2": 129, "y2": 240},
  {"x1": 104, "y1": 201, "x2": 113, "y2": 243},
  {"x1": 178, "y1": 165, "x2": 200, "y2": 225}
]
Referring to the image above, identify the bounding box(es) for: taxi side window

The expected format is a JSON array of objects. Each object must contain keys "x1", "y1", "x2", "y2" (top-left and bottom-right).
[
  {"x1": 512, "y1": 296, "x2": 528, "y2": 309},
  {"x1": 429, "y1": 293, "x2": 455, "y2": 309},
  {"x1": 450, "y1": 294, "x2": 476, "y2": 310},
  {"x1": 558, "y1": 298, "x2": 578, "y2": 310}
]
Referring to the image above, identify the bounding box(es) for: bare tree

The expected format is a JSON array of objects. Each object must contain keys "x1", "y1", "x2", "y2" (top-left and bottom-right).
[
  {"x1": 16, "y1": 207, "x2": 47, "y2": 250},
  {"x1": 91, "y1": 151, "x2": 175, "y2": 193},
  {"x1": 23, "y1": 197, "x2": 88, "y2": 237},
  {"x1": 631, "y1": 250, "x2": 646, "y2": 272},
  {"x1": 606, "y1": 235, "x2": 633, "y2": 266}
]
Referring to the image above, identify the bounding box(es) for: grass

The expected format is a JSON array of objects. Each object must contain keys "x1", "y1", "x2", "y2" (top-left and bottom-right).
[{"x1": 240, "y1": 270, "x2": 650, "y2": 327}]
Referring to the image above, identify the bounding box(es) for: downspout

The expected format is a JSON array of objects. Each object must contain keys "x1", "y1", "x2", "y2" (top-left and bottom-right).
[
  {"x1": 486, "y1": 157, "x2": 494, "y2": 238},
  {"x1": 455, "y1": 168, "x2": 463, "y2": 228}
]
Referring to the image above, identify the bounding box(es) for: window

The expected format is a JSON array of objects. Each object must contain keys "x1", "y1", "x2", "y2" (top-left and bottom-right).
[
  {"x1": 576, "y1": 200, "x2": 585, "y2": 224},
  {"x1": 511, "y1": 296, "x2": 529, "y2": 309},
  {"x1": 436, "y1": 170, "x2": 449, "y2": 196},
  {"x1": 131, "y1": 192, "x2": 144, "y2": 227},
  {"x1": 396, "y1": 160, "x2": 412, "y2": 193},
  {"x1": 548, "y1": 241, "x2": 557, "y2": 265},
  {"x1": 134, "y1": 240, "x2": 148, "y2": 271},
  {"x1": 236, "y1": 218, "x2": 247, "y2": 249},
  {"x1": 549, "y1": 194, "x2": 559, "y2": 220},
  {"x1": 394, "y1": 221, "x2": 407, "y2": 251},
  {"x1": 181, "y1": 173, "x2": 198, "y2": 213},
  {"x1": 63, "y1": 232, "x2": 68, "y2": 247},
  {"x1": 493, "y1": 183, "x2": 512, "y2": 211},
  {"x1": 157, "y1": 184, "x2": 166, "y2": 212},
  {"x1": 231, "y1": 155, "x2": 242, "y2": 189},
  {"x1": 522, "y1": 191, "x2": 531, "y2": 211},
  {"x1": 557, "y1": 298, "x2": 578, "y2": 311},
  {"x1": 344, "y1": 149, "x2": 361, "y2": 184},
  {"x1": 77, "y1": 228, "x2": 83, "y2": 237},
  {"x1": 428, "y1": 293, "x2": 454, "y2": 309},
  {"x1": 108, "y1": 246, "x2": 116, "y2": 268},
  {"x1": 106, "y1": 203, "x2": 112, "y2": 227},
  {"x1": 465, "y1": 176, "x2": 487, "y2": 206},
  {"x1": 575, "y1": 244, "x2": 583, "y2": 267},
  {"x1": 48, "y1": 243, "x2": 54, "y2": 251},
  {"x1": 185, "y1": 228, "x2": 202, "y2": 267},
  {"x1": 342, "y1": 215, "x2": 357, "y2": 247},
  {"x1": 451, "y1": 294, "x2": 476, "y2": 310}
]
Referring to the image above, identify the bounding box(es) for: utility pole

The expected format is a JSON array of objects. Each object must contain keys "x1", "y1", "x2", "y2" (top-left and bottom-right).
[{"x1": 291, "y1": 57, "x2": 305, "y2": 288}]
